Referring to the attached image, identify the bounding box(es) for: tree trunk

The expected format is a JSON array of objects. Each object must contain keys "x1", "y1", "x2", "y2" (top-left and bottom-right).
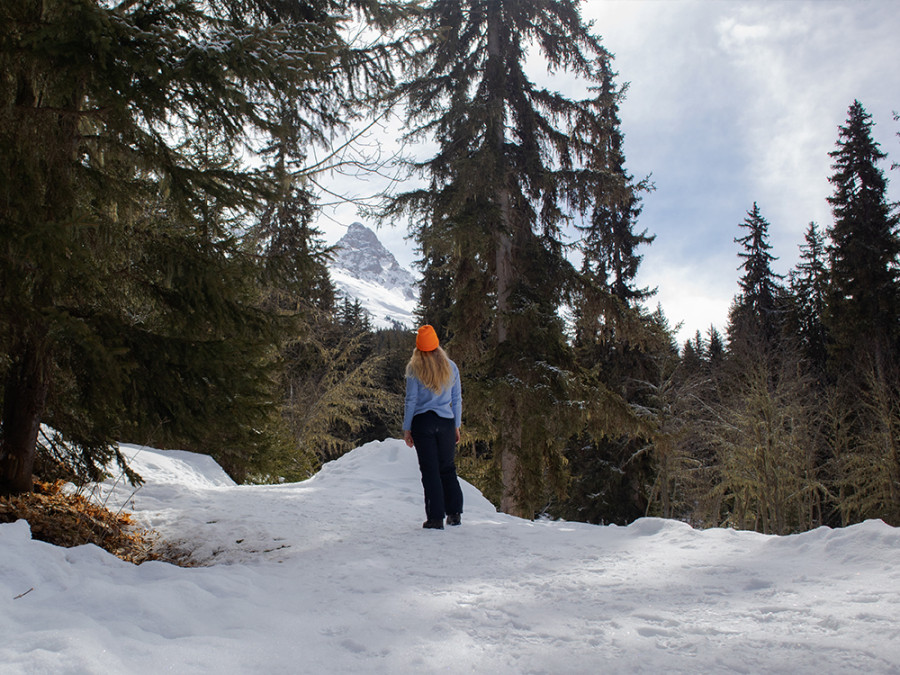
[
  {"x1": 495, "y1": 226, "x2": 513, "y2": 344},
  {"x1": 0, "y1": 339, "x2": 51, "y2": 495},
  {"x1": 498, "y1": 393, "x2": 525, "y2": 517},
  {"x1": 485, "y1": 3, "x2": 524, "y2": 517}
]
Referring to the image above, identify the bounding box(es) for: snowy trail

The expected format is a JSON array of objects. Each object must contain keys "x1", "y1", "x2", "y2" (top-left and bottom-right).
[{"x1": 2, "y1": 439, "x2": 899, "y2": 674}]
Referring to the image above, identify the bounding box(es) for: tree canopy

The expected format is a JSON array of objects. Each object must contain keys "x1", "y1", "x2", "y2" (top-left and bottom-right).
[{"x1": 0, "y1": 0, "x2": 405, "y2": 493}]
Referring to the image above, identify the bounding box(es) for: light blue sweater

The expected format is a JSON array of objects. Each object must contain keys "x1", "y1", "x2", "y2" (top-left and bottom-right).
[{"x1": 403, "y1": 360, "x2": 462, "y2": 431}]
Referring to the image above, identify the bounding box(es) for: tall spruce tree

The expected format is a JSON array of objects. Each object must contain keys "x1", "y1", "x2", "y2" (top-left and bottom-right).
[
  {"x1": 788, "y1": 222, "x2": 829, "y2": 373},
  {"x1": 728, "y1": 203, "x2": 784, "y2": 355},
  {"x1": 249, "y1": 140, "x2": 336, "y2": 317},
  {"x1": 570, "y1": 57, "x2": 657, "y2": 366},
  {"x1": 388, "y1": 0, "x2": 645, "y2": 516},
  {"x1": 574, "y1": 59, "x2": 654, "y2": 306},
  {"x1": 541, "y1": 61, "x2": 662, "y2": 527},
  {"x1": 0, "y1": 0, "x2": 403, "y2": 493},
  {"x1": 822, "y1": 101, "x2": 900, "y2": 526},
  {"x1": 706, "y1": 325, "x2": 726, "y2": 372},
  {"x1": 825, "y1": 100, "x2": 900, "y2": 373},
  {"x1": 714, "y1": 207, "x2": 829, "y2": 533}
]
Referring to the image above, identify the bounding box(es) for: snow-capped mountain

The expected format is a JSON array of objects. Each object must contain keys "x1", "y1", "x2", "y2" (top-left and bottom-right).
[{"x1": 329, "y1": 222, "x2": 419, "y2": 329}]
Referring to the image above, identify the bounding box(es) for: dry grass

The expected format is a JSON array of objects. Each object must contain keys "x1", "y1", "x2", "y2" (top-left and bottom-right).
[{"x1": 0, "y1": 480, "x2": 161, "y2": 564}]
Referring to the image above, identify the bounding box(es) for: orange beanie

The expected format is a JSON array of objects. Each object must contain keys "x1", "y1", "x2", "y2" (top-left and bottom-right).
[{"x1": 416, "y1": 325, "x2": 439, "y2": 352}]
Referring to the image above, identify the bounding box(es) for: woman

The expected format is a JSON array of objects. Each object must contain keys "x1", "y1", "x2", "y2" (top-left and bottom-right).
[{"x1": 403, "y1": 324, "x2": 463, "y2": 530}]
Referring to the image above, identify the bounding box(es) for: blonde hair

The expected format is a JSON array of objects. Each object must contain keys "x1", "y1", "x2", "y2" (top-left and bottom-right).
[{"x1": 406, "y1": 346, "x2": 453, "y2": 394}]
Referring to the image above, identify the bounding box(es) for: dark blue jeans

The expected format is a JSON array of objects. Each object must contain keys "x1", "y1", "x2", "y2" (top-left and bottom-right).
[{"x1": 411, "y1": 411, "x2": 463, "y2": 522}]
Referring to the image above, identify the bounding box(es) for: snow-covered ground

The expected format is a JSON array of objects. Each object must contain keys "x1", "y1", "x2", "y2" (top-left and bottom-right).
[
  {"x1": 2, "y1": 439, "x2": 899, "y2": 674},
  {"x1": 330, "y1": 268, "x2": 417, "y2": 329}
]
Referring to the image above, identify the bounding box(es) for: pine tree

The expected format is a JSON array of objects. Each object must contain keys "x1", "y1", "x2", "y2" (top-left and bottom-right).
[
  {"x1": 710, "y1": 203, "x2": 830, "y2": 533},
  {"x1": 248, "y1": 139, "x2": 336, "y2": 317},
  {"x1": 387, "y1": 0, "x2": 648, "y2": 516},
  {"x1": 414, "y1": 248, "x2": 459, "y2": 334},
  {"x1": 820, "y1": 102, "x2": 900, "y2": 526},
  {"x1": 569, "y1": 57, "x2": 659, "y2": 377},
  {"x1": 706, "y1": 325, "x2": 726, "y2": 372},
  {"x1": 825, "y1": 100, "x2": 900, "y2": 373},
  {"x1": 0, "y1": 0, "x2": 403, "y2": 493},
  {"x1": 788, "y1": 222, "x2": 829, "y2": 373},
  {"x1": 677, "y1": 331, "x2": 705, "y2": 380},
  {"x1": 337, "y1": 297, "x2": 373, "y2": 334},
  {"x1": 728, "y1": 203, "x2": 784, "y2": 355},
  {"x1": 574, "y1": 59, "x2": 655, "y2": 304}
]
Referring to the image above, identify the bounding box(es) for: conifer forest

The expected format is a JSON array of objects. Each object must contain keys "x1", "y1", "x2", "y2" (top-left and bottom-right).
[{"x1": 2, "y1": 0, "x2": 898, "y2": 534}]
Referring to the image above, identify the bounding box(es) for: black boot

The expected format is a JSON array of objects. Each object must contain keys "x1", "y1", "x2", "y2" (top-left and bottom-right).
[
  {"x1": 446, "y1": 513, "x2": 461, "y2": 526},
  {"x1": 423, "y1": 519, "x2": 444, "y2": 530}
]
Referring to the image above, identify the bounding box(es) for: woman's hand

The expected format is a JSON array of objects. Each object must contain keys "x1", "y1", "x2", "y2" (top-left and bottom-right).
[
  {"x1": 404, "y1": 430, "x2": 414, "y2": 448},
  {"x1": 455, "y1": 427, "x2": 460, "y2": 444}
]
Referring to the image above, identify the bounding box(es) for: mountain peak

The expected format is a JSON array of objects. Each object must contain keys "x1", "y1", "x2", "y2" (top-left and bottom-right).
[
  {"x1": 329, "y1": 222, "x2": 418, "y2": 329},
  {"x1": 334, "y1": 222, "x2": 402, "y2": 278},
  {"x1": 345, "y1": 221, "x2": 382, "y2": 247}
]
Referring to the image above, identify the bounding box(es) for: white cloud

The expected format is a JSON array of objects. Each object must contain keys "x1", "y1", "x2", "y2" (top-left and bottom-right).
[
  {"x1": 712, "y1": 1, "x2": 900, "y2": 255},
  {"x1": 585, "y1": 0, "x2": 900, "y2": 335},
  {"x1": 638, "y1": 249, "x2": 737, "y2": 345}
]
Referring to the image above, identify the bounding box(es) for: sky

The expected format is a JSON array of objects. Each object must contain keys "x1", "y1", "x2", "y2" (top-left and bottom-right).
[
  {"x1": 314, "y1": 0, "x2": 900, "y2": 344},
  {"x1": 3, "y1": 440, "x2": 899, "y2": 672}
]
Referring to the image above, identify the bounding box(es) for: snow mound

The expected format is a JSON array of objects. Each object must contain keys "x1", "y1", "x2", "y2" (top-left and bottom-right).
[
  {"x1": 2, "y1": 439, "x2": 899, "y2": 674},
  {"x1": 118, "y1": 443, "x2": 236, "y2": 489}
]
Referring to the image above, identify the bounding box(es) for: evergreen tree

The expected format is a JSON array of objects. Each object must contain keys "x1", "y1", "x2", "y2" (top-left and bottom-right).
[
  {"x1": 554, "y1": 306, "x2": 672, "y2": 526},
  {"x1": 819, "y1": 102, "x2": 900, "y2": 526},
  {"x1": 825, "y1": 100, "x2": 900, "y2": 373},
  {"x1": 337, "y1": 297, "x2": 373, "y2": 333},
  {"x1": 248, "y1": 137, "x2": 336, "y2": 317},
  {"x1": 413, "y1": 249, "x2": 458, "y2": 333},
  {"x1": 0, "y1": 0, "x2": 402, "y2": 493},
  {"x1": 788, "y1": 222, "x2": 829, "y2": 373},
  {"x1": 678, "y1": 331, "x2": 706, "y2": 380},
  {"x1": 388, "y1": 0, "x2": 645, "y2": 516},
  {"x1": 728, "y1": 203, "x2": 784, "y2": 354},
  {"x1": 574, "y1": 59, "x2": 654, "y2": 304},
  {"x1": 706, "y1": 325, "x2": 726, "y2": 372},
  {"x1": 568, "y1": 57, "x2": 660, "y2": 409},
  {"x1": 710, "y1": 203, "x2": 830, "y2": 533}
]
